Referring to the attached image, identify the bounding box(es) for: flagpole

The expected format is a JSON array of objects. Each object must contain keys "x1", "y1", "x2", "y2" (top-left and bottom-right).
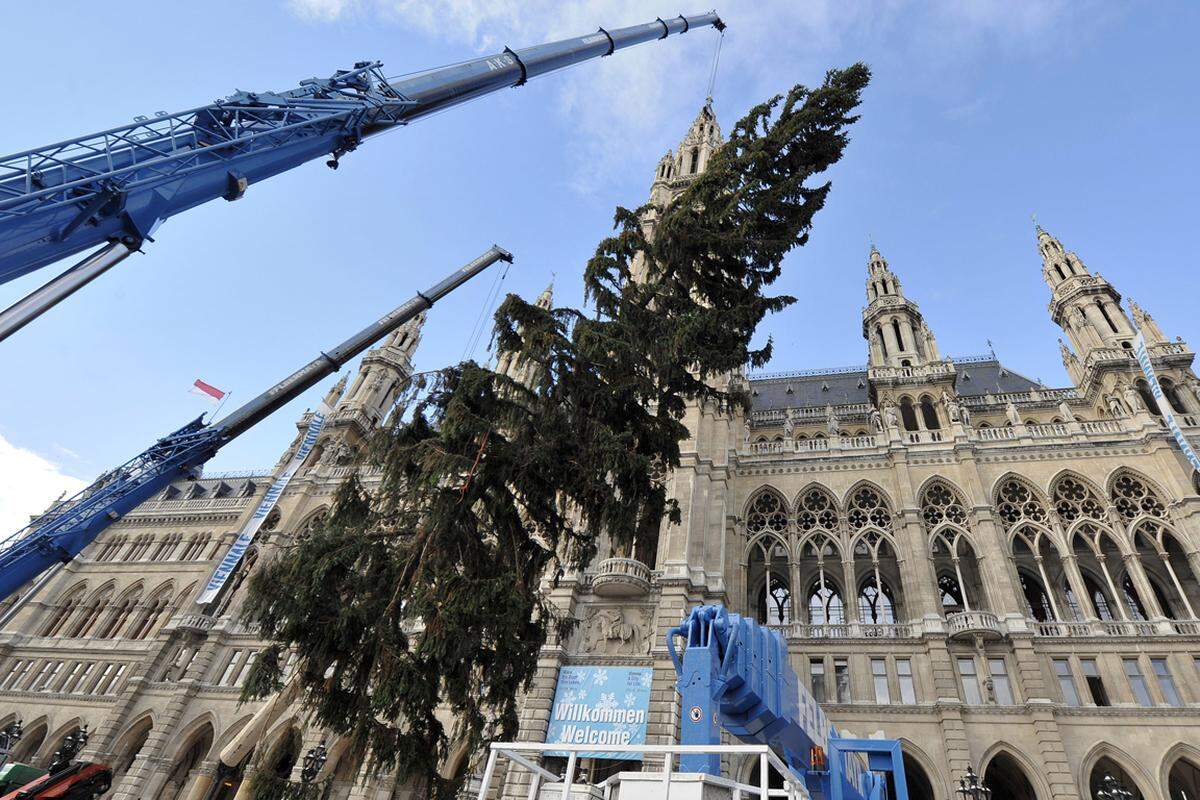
[{"x1": 211, "y1": 391, "x2": 231, "y2": 422}]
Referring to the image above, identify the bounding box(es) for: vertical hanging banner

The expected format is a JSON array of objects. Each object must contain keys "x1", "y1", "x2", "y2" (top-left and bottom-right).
[
  {"x1": 1133, "y1": 329, "x2": 1200, "y2": 472},
  {"x1": 197, "y1": 402, "x2": 332, "y2": 604}
]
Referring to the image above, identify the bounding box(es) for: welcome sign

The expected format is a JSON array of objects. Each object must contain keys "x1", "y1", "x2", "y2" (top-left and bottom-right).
[{"x1": 546, "y1": 666, "x2": 652, "y2": 760}]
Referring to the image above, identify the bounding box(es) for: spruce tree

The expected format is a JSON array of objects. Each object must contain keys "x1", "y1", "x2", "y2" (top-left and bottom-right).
[{"x1": 242, "y1": 64, "x2": 870, "y2": 799}]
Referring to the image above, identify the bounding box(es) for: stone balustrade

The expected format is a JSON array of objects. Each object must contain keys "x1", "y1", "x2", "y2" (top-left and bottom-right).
[
  {"x1": 591, "y1": 557, "x2": 652, "y2": 598},
  {"x1": 946, "y1": 610, "x2": 1004, "y2": 639}
]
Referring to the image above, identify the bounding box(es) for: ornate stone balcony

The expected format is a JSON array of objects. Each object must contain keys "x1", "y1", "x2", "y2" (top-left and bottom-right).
[
  {"x1": 167, "y1": 612, "x2": 216, "y2": 635},
  {"x1": 591, "y1": 557, "x2": 652, "y2": 598},
  {"x1": 946, "y1": 610, "x2": 1004, "y2": 640}
]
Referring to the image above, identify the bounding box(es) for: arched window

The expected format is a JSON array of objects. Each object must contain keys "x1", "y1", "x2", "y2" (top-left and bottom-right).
[
  {"x1": 689, "y1": 147, "x2": 699, "y2": 173},
  {"x1": 1161, "y1": 379, "x2": 1189, "y2": 414},
  {"x1": 1135, "y1": 379, "x2": 1162, "y2": 417},
  {"x1": 99, "y1": 587, "x2": 143, "y2": 638},
  {"x1": 746, "y1": 490, "x2": 787, "y2": 535},
  {"x1": 1052, "y1": 475, "x2": 1106, "y2": 523},
  {"x1": 1133, "y1": 520, "x2": 1200, "y2": 620},
  {"x1": 858, "y1": 575, "x2": 895, "y2": 623},
  {"x1": 1097, "y1": 300, "x2": 1120, "y2": 334},
  {"x1": 920, "y1": 482, "x2": 968, "y2": 529},
  {"x1": 758, "y1": 572, "x2": 791, "y2": 626},
  {"x1": 1088, "y1": 757, "x2": 1144, "y2": 800},
  {"x1": 1121, "y1": 573, "x2": 1149, "y2": 620},
  {"x1": 1055, "y1": 264, "x2": 1066, "y2": 281},
  {"x1": 1083, "y1": 573, "x2": 1114, "y2": 620},
  {"x1": 808, "y1": 580, "x2": 844, "y2": 625},
  {"x1": 983, "y1": 752, "x2": 1038, "y2": 800},
  {"x1": 129, "y1": 586, "x2": 173, "y2": 640},
  {"x1": 899, "y1": 397, "x2": 919, "y2": 432},
  {"x1": 891, "y1": 319, "x2": 905, "y2": 352},
  {"x1": 919, "y1": 396, "x2": 940, "y2": 430},
  {"x1": 1110, "y1": 473, "x2": 1168, "y2": 521},
  {"x1": 41, "y1": 585, "x2": 86, "y2": 637},
  {"x1": 877, "y1": 325, "x2": 888, "y2": 359},
  {"x1": 1019, "y1": 570, "x2": 1053, "y2": 622},
  {"x1": 69, "y1": 587, "x2": 114, "y2": 637},
  {"x1": 797, "y1": 487, "x2": 838, "y2": 532},
  {"x1": 995, "y1": 478, "x2": 1048, "y2": 530},
  {"x1": 1168, "y1": 757, "x2": 1200, "y2": 800},
  {"x1": 847, "y1": 486, "x2": 894, "y2": 531},
  {"x1": 938, "y1": 573, "x2": 964, "y2": 610}
]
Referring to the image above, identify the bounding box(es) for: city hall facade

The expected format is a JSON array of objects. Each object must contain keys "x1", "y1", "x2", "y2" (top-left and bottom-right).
[{"x1": 0, "y1": 108, "x2": 1198, "y2": 799}]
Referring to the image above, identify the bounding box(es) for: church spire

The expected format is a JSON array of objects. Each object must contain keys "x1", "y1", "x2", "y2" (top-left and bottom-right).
[
  {"x1": 1040, "y1": 225, "x2": 1136, "y2": 355},
  {"x1": 862, "y1": 246, "x2": 939, "y2": 368}
]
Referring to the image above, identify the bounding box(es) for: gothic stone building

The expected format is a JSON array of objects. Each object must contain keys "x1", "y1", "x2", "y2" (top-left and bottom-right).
[{"x1": 2, "y1": 106, "x2": 1200, "y2": 800}]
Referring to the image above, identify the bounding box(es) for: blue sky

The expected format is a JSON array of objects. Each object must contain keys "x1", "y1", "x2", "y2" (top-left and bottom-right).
[{"x1": 2, "y1": 1, "x2": 1197, "y2": 530}]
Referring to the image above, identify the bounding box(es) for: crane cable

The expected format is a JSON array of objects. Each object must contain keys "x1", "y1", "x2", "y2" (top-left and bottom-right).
[
  {"x1": 706, "y1": 28, "x2": 724, "y2": 102},
  {"x1": 460, "y1": 256, "x2": 510, "y2": 364}
]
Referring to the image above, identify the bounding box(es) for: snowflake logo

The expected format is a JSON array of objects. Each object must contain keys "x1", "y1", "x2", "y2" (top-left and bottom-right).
[
  {"x1": 592, "y1": 669, "x2": 609, "y2": 686},
  {"x1": 597, "y1": 692, "x2": 617, "y2": 711},
  {"x1": 624, "y1": 692, "x2": 637, "y2": 707},
  {"x1": 559, "y1": 689, "x2": 577, "y2": 704}
]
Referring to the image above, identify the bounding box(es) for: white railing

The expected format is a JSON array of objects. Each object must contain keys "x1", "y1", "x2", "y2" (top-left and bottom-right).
[
  {"x1": 906, "y1": 430, "x2": 944, "y2": 444},
  {"x1": 769, "y1": 622, "x2": 913, "y2": 639},
  {"x1": 1080, "y1": 420, "x2": 1123, "y2": 434},
  {"x1": 946, "y1": 610, "x2": 1002, "y2": 637},
  {"x1": 1032, "y1": 618, "x2": 1195, "y2": 637},
  {"x1": 475, "y1": 741, "x2": 809, "y2": 800},
  {"x1": 976, "y1": 427, "x2": 1017, "y2": 441},
  {"x1": 842, "y1": 435, "x2": 878, "y2": 449},
  {"x1": 1026, "y1": 423, "x2": 1069, "y2": 438},
  {"x1": 591, "y1": 558, "x2": 652, "y2": 597}
]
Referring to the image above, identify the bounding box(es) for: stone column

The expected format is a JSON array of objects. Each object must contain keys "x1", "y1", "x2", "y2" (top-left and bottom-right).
[
  {"x1": 181, "y1": 764, "x2": 217, "y2": 800},
  {"x1": 841, "y1": 559, "x2": 858, "y2": 626},
  {"x1": 1122, "y1": 552, "x2": 1166, "y2": 621},
  {"x1": 1061, "y1": 554, "x2": 1098, "y2": 620}
]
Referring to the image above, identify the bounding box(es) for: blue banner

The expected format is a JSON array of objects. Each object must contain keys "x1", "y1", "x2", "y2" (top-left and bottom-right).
[
  {"x1": 197, "y1": 401, "x2": 332, "y2": 604},
  {"x1": 1134, "y1": 330, "x2": 1200, "y2": 473},
  {"x1": 546, "y1": 666, "x2": 652, "y2": 760}
]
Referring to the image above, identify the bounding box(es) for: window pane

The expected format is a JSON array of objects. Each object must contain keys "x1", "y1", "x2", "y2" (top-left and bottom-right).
[
  {"x1": 988, "y1": 658, "x2": 1013, "y2": 705},
  {"x1": 871, "y1": 659, "x2": 890, "y2": 704},
  {"x1": 810, "y1": 659, "x2": 826, "y2": 704},
  {"x1": 1151, "y1": 658, "x2": 1181, "y2": 707},
  {"x1": 834, "y1": 658, "x2": 850, "y2": 703},
  {"x1": 896, "y1": 659, "x2": 916, "y2": 704},
  {"x1": 958, "y1": 658, "x2": 982, "y2": 705},
  {"x1": 1124, "y1": 658, "x2": 1152, "y2": 706},
  {"x1": 1054, "y1": 659, "x2": 1079, "y2": 706},
  {"x1": 220, "y1": 651, "x2": 243, "y2": 686},
  {"x1": 1080, "y1": 659, "x2": 1109, "y2": 706}
]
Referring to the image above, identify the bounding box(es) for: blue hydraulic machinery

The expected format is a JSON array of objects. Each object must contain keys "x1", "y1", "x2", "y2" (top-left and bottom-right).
[
  {"x1": 0, "y1": 11, "x2": 723, "y2": 342},
  {"x1": 668, "y1": 605, "x2": 908, "y2": 800},
  {"x1": 0, "y1": 245, "x2": 511, "y2": 602}
]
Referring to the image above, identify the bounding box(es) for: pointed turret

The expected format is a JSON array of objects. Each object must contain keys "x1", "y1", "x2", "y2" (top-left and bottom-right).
[
  {"x1": 648, "y1": 101, "x2": 723, "y2": 209},
  {"x1": 862, "y1": 246, "x2": 939, "y2": 369},
  {"x1": 1040, "y1": 225, "x2": 1136, "y2": 355},
  {"x1": 1128, "y1": 299, "x2": 1168, "y2": 344}
]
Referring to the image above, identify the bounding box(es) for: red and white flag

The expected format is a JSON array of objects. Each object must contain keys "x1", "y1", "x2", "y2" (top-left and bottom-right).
[{"x1": 190, "y1": 378, "x2": 227, "y2": 404}]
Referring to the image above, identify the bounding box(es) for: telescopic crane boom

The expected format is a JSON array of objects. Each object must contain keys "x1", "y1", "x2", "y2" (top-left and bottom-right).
[
  {"x1": 0, "y1": 12, "x2": 723, "y2": 341},
  {"x1": 0, "y1": 246, "x2": 512, "y2": 602}
]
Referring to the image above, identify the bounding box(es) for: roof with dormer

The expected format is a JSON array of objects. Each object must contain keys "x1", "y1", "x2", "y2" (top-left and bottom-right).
[{"x1": 747, "y1": 357, "x2": 1042, "y2": 411}]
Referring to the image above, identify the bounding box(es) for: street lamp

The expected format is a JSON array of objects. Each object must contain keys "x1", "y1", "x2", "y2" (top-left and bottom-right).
[
  {"x1": 956, "y1": 765, "x2": 992, "y2": 800},
  {"x1": 1095, "y1": 773, "x2": 1134, "y2": 800},
  {"x1": 300, "y1": 740, "x2": 328, "y2": 785},
  {"x1": 0, "y1": 720, "x2": 23, "y2": 769},
  {"x1": 48, "y1": 725, "x2": 88, "y2": 774}
]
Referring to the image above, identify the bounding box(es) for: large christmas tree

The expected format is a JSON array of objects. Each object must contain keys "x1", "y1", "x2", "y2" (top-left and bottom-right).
[{"x1": 242, "y1": 63, "x2": 870, "y2": 799}]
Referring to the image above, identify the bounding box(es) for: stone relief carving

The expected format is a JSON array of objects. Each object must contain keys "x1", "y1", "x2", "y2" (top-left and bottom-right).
[{"x1": 576, "y1": 606, "x2": 653, "y2": 656}]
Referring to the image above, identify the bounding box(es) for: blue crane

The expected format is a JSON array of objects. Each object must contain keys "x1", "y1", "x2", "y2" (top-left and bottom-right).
[
  {"x1": 0, "y1": 245, "x2": 511, "y2": 603},
  {"x1": 669, "y1": 605, "x2": 909, "y2": 800},
  {"x1": 0, "y1": 11, "x2": 723, "y2": 342}
]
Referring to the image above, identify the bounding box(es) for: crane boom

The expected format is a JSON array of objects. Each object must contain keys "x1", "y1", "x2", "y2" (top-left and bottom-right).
[
  {"x1": 669, "y1": 605, "x2": 908, "y2": 800},
  {"x1": 0, "y1": 245, "x2": 511, "y2": 602},
  {"x1": 0, "y1": 12, "x2": 723, "y2": 287}
]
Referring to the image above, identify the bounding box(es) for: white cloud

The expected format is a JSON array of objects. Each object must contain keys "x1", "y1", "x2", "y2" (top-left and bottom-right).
[
  {"x1": 0, "y1": 433, "x2": 86, "y2": 535},
  {"x1": 286, "y1": 0, "x2": 1114, "y2": 192}
]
